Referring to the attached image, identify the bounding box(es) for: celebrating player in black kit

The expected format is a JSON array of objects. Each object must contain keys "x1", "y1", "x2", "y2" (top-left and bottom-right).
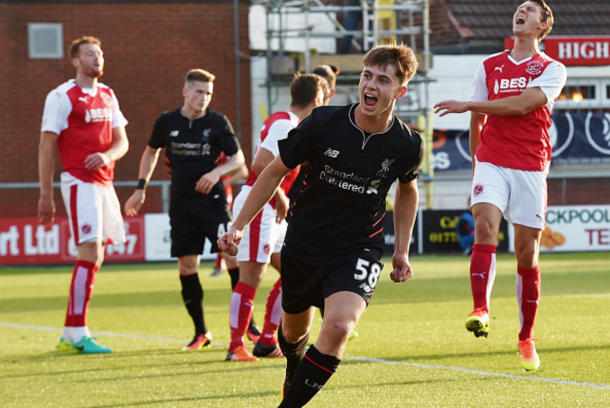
[
  {"x1": 219, "y1": 43, "x2": 423, "y2": 407},
  {"x1": 125, "y1": 69, "x2": 245, "y2": 351}
]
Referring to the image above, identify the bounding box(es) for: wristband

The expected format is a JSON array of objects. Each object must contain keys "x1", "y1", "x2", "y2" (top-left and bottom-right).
[{"x1": 136, "y1": 179, "x2": 147, "y2": 190}]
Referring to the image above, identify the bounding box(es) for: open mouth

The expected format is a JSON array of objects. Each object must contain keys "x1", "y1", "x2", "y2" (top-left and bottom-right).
[
  {"x1": 516, "y1": 16, "x2": 525, "y2": 26},
  {"x1": 364, "y1": 93, "x2": 378, "y2": 107}
]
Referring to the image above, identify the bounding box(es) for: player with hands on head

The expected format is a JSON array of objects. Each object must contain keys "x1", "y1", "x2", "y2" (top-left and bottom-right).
[
  {"x1": 219, "y1": 43, "x2": 423, "y2": 407},
  {"x1": 434, "y1": 0, "x2": 566, "y2": 371},
  {"x1": 125, "y1": 69, "x2": 246, "y2": 351},
  {"x1": 39, "y1": 36, "x2": 129, "y2": 354}
]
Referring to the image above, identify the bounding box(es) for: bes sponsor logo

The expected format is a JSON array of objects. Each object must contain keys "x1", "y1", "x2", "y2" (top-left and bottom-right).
[
  {"x1": 494, "y1": 77, "x2": 530, "y2": 94},
  {"x1": 84, "y1": 107, "x2": 110, "y2": 123}
]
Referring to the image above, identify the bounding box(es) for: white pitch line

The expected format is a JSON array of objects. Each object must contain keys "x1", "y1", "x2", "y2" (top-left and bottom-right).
[
  {"x1": 2, "y1": 322, "x2": 609, "y2": 390},
  {"x1": 345, "y1": 355, "x2": 610, "y2": 390}
]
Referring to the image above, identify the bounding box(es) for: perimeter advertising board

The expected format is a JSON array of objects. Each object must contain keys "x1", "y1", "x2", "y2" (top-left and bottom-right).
[
  {"x1": 541, "y1": 205, "x2": 610, "y2": 252},
  {"x1": 508, "y1": 205, "x2": 610, "y2": 253},
  {"x1": 504, "y1": 36, "x2": 610, "y2": 66},
  {"x1": 0, "y1": 216, "x2": 145, "y2": 265},
  {"x1": 421, "y1": 210, "x2": 509, "y2": 253}
]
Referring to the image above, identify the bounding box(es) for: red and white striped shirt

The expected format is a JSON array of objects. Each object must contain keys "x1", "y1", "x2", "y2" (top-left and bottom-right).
[
  {"x1": 41, "y1": 80, "x2": 128, "y2": 186},
  {"x1": 470, "y1": 51, "x2": 567, "y2": 171},
  {"x1": 245, "y1": 111, "x2": 301, "y2": 207}
]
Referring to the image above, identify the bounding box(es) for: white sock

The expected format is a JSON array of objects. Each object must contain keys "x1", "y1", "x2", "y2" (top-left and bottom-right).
[
  {"x1": 71, "y1": 326, "x2": 91, "y2": 343},
  {"x1": 61, "y1": 327, "x2": 73, "y2": 342}
]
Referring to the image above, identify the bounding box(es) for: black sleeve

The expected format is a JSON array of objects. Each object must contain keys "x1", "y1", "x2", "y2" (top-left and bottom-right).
[
  {"x1": 278, "y1": 114, "x2": 317, "y2": 169},
  {"x1": 398, "y1": 132, "x2": 424, "y2": 184},
  {"x1": 147, "y1": 114, "x2": 168, "y2": 149},
  {"x1": 216, "y1": 115, "x2": 240, "y2": 156}
]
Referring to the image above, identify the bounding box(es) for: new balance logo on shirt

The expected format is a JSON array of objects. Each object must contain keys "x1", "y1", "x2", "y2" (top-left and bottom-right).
[{"x1": 324, "y1": 148, "x2": 340, "y2": 158}]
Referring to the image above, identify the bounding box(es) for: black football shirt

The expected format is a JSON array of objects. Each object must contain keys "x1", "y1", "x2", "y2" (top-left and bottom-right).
[
  {"x1": 279, "y1": 104, "x2": 424, "y2": 263},
  {"x1": 148, "y1": 108, "x2": 240, "y2": 221}
]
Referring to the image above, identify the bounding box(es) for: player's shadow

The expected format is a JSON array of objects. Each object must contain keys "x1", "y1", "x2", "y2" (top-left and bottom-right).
[{"x1": 87, "y1": 390, "x2": 281, "y2": 408}]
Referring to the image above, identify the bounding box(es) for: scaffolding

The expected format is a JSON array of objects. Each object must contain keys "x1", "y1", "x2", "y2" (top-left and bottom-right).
[
  {"x1": 260, "y1": 0, "x2": 430, "y2": 113},
  {"x1": 259, "y1": 0, "x2": 435, "y2": 207}
]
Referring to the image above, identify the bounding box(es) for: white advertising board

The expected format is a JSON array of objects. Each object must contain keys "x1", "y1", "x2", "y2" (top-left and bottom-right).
[{"x1": 509, "y1": 205, "x2": 610, "y2": 253}]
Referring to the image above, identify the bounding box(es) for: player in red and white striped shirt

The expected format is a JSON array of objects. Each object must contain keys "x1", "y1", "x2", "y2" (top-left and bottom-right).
[
  {"x1": 38, "y1": 36, "x2": 129, "y2": 354},
  {"x1": 435, "y1": 0, "x2": 567, "y2": 371},
  {"x1": 225, "y1": 74, "x2": 327, "y2": 362}
]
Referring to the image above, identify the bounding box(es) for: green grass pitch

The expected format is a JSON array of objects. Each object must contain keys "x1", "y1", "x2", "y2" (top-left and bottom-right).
[{"x1": 1, "y1": 252, "x2": 609, "y2": 407}]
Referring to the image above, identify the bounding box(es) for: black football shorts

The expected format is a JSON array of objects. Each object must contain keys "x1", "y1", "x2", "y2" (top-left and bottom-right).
[
  {"x1": 169, "y1": 209, "x2": 230, "y2": 258},
  {"x1": 281, "y1": 248, "x2": 384, "y2": 314}
]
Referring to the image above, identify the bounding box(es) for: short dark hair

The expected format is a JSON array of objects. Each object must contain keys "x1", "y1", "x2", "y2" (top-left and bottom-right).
[
  {"x1": 69, "y1": 36, "x2": 101, "y2": 59},
  {"x1": 363, "y1": 43, "x2": 418, "y2": 86},
  {"x1": 312, "y1": 64, "x2": 340, "y2": 90},
  {"x1": 528, "y1": 0, "x2": 554, "y2": 41},
  {"x1": 290, "y1": 73, "x2": 328, "y2": 108},
  {"x1": 185, "y1": 69, "x2": 215, "y2": 87}
]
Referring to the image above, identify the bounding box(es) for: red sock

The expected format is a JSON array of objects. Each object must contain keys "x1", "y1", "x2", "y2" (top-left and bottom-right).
[
  {"x1": 260, "y1": 278, "x2": 283, "y2": 346},
  {"x1": 65, "y1": 260, "x2": 98, "y2": 327},
  {"x1": 215, "y1": 253, "x2": 222, "y2": 269},
  {"x1": 517, "y1": 265, "x2": 541, "y2": 341},
  {"x1": 229, "y1": 281, "x2": 256, "y2": 351},
  {"x1": 469, "y1": 244, "x2": 497, "y2": 313}
]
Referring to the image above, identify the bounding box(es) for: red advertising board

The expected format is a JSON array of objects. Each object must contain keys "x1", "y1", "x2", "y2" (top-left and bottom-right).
[
  {"x1": 0, "y1": 216, "x2": 145, "y2": 266},
  {"x1": 504, "y1": 36, "x2": 610, "y2": 66}
]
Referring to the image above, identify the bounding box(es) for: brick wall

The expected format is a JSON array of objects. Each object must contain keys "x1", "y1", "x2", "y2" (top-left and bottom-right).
[{"x1": 0, "y1": 1, "x2": 251, "y2": 216}]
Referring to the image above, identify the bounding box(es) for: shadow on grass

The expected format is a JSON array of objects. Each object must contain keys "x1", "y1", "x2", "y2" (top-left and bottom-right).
[
  {"x1": 0, "y1": 347, "x2": 282, "y2": 380},
  {"x1": 374, "y1": 270, "x2": 610, "y2": 306},
  {"x1": 340, "y1": 342, "x2": 610, "y2": 365},
  {"x1": 0, "y1": 288, "x2": 232, "y2": 313},
  {"x1": 87, "y1": 389, "x2": 281, "y2": 408}
]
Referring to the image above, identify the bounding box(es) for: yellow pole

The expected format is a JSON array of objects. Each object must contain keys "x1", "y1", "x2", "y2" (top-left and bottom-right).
[
  {"x1": 426, "y1": 109, "x2": 434, "y2": 210},
  {"x1": 418, "y1": 111, "x2": 434, "y2": 209}
]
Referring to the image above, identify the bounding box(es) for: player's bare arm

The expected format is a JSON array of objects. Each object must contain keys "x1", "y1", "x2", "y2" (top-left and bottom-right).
[
  {"x1": 38, "y1": 131, "x2": 59, "y2": 226},
  {"x1": 390, "y1": 179, "x2": 418, "y2": 283},
  {"x1": 222, "y1": 162, "x2": 249, "y2": 186},
  {"x1": 125, "y1": 146, "x2": 161, "y2": 216},
  {"x1": 84, "y1": 125, "x2": 129, "y2": 171},
  {"x1": 469, "y1": 112, "x2": 486, "y2": 166},
  {"x1": 251, "y1": 147, "x2": 289, "y2": 223},
  {"x1": 434, "y1": 87, "x2": 547, "y2": 117},
  {"x1": 218, "y1": 155, "x2": 291, "y2": 256},
  {"x1": 195, "y1": 149, "x2": 245, "y2": 195}
]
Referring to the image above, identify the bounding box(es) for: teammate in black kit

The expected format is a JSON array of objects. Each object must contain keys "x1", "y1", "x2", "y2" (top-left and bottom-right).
[
  {"x1": 125, "y1": 69, "x2": 245, "y2": 350},
  {"x1": 219, "y1": 43, "x2": 423, "y2": 407}
]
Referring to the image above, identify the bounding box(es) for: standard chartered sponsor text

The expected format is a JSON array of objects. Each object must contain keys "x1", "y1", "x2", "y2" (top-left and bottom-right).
[{"x1": 320, "y1": 165, "x2": 373, "y2": 194}]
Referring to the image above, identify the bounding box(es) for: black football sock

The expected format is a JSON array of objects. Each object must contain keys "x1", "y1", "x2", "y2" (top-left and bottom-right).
[
  {"x1": 180, "y1": 273, "x2": 206, "y2": 335},
  {"x1": 278, "y1": 345, "x2": 340, "y2": 408},
  {"x1": 278, "y1": 322, "x2": 310, "y2": 385},
  {"x1": 228, "y1": 267, "x2": 240, "y2": 291}
]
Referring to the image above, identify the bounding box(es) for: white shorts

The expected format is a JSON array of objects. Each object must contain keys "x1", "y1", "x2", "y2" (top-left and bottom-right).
[
  {"x1": 233, "y1": 186, "x2": 286, "y2": 264},
  {"x1": 471, "y1": 160, "x2": 548, "y2": 229},
  {"x1": 60, "y1": 172, "x2": 126, "y2": 245}
]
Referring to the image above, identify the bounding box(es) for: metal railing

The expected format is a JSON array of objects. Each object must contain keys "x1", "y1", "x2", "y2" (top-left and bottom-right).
[{"x1": 0, "y1": 180, "x2": 172, "y2": 213}]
